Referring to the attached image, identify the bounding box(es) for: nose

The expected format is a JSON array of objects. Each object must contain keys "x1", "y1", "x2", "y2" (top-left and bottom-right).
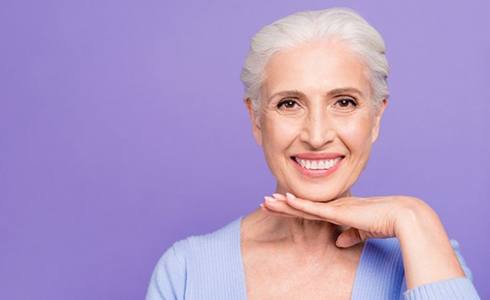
[{"x1": 299, "y1": 105, "x2": 335, "y2": 149}]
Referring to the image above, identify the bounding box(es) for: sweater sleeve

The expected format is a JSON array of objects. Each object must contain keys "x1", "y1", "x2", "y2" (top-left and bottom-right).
[
  {"x1": 145, "y1": 240, "x2": 187, "y2": 300},
  {"x1": 403, "y1": 239, "x2": 480, "y2": 300}
]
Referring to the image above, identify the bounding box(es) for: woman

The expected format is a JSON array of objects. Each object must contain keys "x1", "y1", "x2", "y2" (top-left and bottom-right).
[{"x1": 146, "y1": 8, "x2": 480, "y2": 299}]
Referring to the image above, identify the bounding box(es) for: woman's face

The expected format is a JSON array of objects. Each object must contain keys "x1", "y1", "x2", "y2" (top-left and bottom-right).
[{"x1": 246, "y1": 39, "x2": 387, "y2": 202}]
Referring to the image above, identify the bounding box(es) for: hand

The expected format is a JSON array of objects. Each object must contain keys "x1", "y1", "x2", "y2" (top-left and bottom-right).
[
  {"x1": 261, "y1": 193, "x2": 466, "y2": 289},
  {"x1": 261, "y1": 193, "x2": 434, "y2": 248}
]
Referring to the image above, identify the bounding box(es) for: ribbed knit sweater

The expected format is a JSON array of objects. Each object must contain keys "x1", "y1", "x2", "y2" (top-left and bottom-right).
[{"x1": 146, "y1": 216, "x2": 480, "y2": 299}]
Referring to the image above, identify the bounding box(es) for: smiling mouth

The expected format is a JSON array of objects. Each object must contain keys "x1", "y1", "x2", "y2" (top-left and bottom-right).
[{"x1": 290, "y1": 156, "x2": 344, "y2": 171}]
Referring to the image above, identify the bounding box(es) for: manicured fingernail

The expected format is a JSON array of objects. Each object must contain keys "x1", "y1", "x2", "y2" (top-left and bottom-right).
[
  {"x1": 272, "y1": 193, "x2": 285, "y2": 200},
  {"x1": 264, "y1": 196, "x2": 276, "y2": 202},
  {"x1": 286, "y1": 192, "x2": 296, "y2": 201}
]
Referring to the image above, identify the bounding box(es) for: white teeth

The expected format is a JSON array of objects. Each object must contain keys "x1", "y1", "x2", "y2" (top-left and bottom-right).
[{"x1": 295, "y1": 157, "x2": 341, "y2": 170}]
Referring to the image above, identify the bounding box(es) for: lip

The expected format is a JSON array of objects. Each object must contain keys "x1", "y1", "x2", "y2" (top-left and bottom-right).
[
  {"x1": 290, "y1": 155, "x2": 344, "y2": 178},
  {"x1": 294, "y1": 152, "x2": 345, "y2": 160}
]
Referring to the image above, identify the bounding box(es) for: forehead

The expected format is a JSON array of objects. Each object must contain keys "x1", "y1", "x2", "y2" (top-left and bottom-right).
[{"x1": 262, "y1": 39, "x2": 371, "y2": 99}]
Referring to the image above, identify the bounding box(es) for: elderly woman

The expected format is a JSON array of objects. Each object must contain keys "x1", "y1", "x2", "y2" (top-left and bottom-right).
[{"x1": 146, "y1": 8, "x2": 480, "y2": 300}]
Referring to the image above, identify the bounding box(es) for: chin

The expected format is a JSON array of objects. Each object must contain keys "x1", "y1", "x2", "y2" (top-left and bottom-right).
[{"x1": 294, "y1": 189, "x2": 342, "y2": 202}]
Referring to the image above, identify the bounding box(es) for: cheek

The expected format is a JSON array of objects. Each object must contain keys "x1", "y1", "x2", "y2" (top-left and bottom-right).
[
  {"x1": 262, "y1": 116, "x2": 300, "y2": 151},
  {"x1": 256, "y1": 120, "x2": 282, "y2": 179},
  {"x1": 260, "y1": 116, "x2": 302, "y2": 175},
  {"x1": 336, "y1": 115, "x2": 374, "y2": 153}
]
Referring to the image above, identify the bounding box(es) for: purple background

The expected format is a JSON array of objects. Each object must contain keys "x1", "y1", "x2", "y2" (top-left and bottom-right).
[{"x1": 1, "y1": 0, "x2": 488, "y2": 299}]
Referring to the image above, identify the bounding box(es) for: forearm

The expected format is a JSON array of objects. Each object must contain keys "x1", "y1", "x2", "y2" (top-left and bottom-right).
[{"x1": 396, "y1": 205, "x2": 465, "y2": 290}]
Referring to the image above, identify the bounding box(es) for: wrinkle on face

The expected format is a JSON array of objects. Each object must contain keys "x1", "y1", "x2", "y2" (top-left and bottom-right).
[{"x1": 247, "y1": 38, "x2": 386, "y2": 203}]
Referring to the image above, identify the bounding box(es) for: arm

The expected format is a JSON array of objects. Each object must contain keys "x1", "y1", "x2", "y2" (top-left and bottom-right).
[
  {"x1": 396, "y1": 204, "x2": 464, "y2": 289},
  {"x1": 401, "y1": 239, "x2": 480, "y2": 300},
  {"x1": 261, "y1": 193, "x2": 481, "y2": 298},
  {"x1": 145, "y1": 241, "x2": 187, "y2": 300}
]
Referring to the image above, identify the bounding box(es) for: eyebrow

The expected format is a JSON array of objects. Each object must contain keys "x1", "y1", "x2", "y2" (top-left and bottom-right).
[
  {"x1": 268, "y1": 87, "x2": 364, "y2": 101},
  {"x1": 327, "y1": 87, "x2": 364, "y2": 97}
]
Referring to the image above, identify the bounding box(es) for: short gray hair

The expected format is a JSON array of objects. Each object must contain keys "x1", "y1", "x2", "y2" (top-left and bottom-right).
[{"x1": 240, "y1": 7, "x2": 389, "y2": 116}]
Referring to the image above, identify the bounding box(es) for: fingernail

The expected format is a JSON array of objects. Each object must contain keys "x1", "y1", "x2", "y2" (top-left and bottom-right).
[
  {"x1": 286, "y1": 192, "x2": 296, "y2": 201},
  {"x1": 272, "y1": 193, "x2": 285, "y2": 200},
  {"x1": 264, "y1": 196, "x2": 276, "y2": 202}
]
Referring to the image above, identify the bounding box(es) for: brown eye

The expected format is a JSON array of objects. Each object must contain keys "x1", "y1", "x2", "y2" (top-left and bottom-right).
[
  {"x1": 337, "y1": 98, "x2": 357, "y2": 107},
  {"x1": 334, "y1": 98, "x2": 358, "y2": 111},
  {"x1": 277, "y1": 99, "x2": 299, "y2": 110}
]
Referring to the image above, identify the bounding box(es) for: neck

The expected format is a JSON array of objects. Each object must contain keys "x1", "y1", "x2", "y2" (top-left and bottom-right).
[{"x1": 269, "y1": 215, "x2": 341, "y2": 249}]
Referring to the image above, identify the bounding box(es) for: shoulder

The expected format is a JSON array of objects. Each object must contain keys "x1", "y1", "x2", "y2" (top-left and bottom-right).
[
  {"x1": 145, "y1": 216, "x2": 243, "y2": 300},
  {"x1": 185, "y1": 216, "x2": 242, "y2": 258},
  {"x1": 156, "y1": 215, "x2": 242, "y2": 263},
  {"x1": 145, "y1": 238, "x2": 188, "y2": 300}
]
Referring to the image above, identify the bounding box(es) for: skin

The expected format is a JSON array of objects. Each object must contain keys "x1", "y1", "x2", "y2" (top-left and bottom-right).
[{"x1": 243, "y1": 38, "x2": 465, "y2": 295}]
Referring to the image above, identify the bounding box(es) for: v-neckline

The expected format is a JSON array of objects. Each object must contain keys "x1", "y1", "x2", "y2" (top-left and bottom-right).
[{"x1": 234, "y1": 215, "x2": 370, "y2": 300}]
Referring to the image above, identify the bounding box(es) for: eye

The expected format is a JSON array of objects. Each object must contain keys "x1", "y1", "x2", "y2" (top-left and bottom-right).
[
  {"x1": 276, "y1": 98, "x2": 300, "y2": 110},
  {"x1": 334, "y1": 98, "x2": 358, "y2": 110}
]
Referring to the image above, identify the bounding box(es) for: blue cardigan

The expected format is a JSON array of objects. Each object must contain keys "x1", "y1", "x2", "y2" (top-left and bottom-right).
[{"x1": 146, "y1": 216, "x2": 480, "y2": 299}]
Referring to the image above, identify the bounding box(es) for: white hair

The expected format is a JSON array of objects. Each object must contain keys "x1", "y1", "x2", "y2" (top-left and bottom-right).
[{"x1": 240, "y1": 7, "x2": 389, "y2": 116}]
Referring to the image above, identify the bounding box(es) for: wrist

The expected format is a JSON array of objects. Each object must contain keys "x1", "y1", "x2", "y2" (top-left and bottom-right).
[
  {"x1": 394, "y1": 197, "x2": 440, "y2": 239},
  {"x1": 393, "y1": 197, "x2": 465, "y2": 289}
]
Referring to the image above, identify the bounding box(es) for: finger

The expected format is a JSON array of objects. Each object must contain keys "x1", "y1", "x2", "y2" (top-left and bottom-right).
[
  {"x1": 260, "y1": 203, "x2": 297, "y2": 219},
  {"x1": 264, "y1": 197, "x2": 324, "y2": 221},
  {"x1": 264, "y1": 199, "x2": 324, "y2": 221},
  {"x1": 284, "y1": 193, "x2": 347, "y2": 225},
  {"x1": 336, "y1": 227, "x2": 365, "y2": 248},
  {"x1": 269, "y1": 194, "x2": 328, "y2": 221}
]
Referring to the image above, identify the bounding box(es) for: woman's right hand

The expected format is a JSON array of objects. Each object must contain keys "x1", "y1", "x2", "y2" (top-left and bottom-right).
[{"x1": 261, "y1": 193, "x2": 465, "y2": 289}]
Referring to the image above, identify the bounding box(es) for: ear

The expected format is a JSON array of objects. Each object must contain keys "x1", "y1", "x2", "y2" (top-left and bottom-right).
[
  {"x1": 244, "y1": 98, "x2": 263, "y2": 146},
  {"x1": 371, "y1": 99, "x2": 388, "y2": 144}
]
